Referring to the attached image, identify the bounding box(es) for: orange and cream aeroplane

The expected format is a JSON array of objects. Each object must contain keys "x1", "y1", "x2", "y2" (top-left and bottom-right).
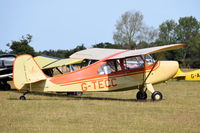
[{"x1": 13, "y1": 43, "x2": 185, "y2": 101}]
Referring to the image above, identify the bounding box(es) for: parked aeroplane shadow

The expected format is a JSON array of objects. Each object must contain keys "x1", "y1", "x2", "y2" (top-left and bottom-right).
[
  {"x1": 7, "y1": 90, "x2": 156, "y2": 102},
  {"x1": 69, "y1": 96, "x2": 138, "y2": 102}
]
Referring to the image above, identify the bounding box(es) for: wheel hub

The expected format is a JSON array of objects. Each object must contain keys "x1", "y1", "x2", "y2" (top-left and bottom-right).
[{"x1": 155, "y1": 94, "x2": 161, "y2": 100}]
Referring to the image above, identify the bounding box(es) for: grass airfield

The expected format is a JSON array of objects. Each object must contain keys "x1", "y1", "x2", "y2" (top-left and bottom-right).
[{"x1": 0, "y1": 80, "x2": 199, "y2": 133}]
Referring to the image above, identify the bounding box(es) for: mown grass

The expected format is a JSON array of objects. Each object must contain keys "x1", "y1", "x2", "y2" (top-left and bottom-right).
[{"x1": 0, "y1": 80, "x2": 199, "y2": 133}]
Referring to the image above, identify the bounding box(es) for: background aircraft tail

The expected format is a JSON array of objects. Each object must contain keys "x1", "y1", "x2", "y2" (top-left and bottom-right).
[
  {"x1": 13, "y1": 54, "x2": 47, "y2": 90},
  {"x1": 173, "y1": 68, "x2": 186, "y2": 78}
]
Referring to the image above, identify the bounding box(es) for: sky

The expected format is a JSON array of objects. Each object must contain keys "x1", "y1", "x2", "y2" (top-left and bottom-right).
[{"x1": 0, "y1": 0, "x2": 199, "y2": 51}]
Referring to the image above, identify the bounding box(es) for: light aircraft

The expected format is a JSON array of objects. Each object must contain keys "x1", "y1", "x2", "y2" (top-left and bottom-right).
[
  {"x1": 0, "y1": 54, "x2": 17, "y2": 90},
  {"x1": 174, "y1": 68, "x2": 200, "y2": 80},
  {"x1": 13, "y1": 43, "x2": 185, "y2": 101}
]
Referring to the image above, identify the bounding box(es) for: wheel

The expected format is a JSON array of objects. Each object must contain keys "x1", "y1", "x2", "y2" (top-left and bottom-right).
[
  {"x1": 151, "y1": 91, "x2": 163, "y2": 101},
  {"x1": 19, "y1": 96, "x2": 26, "y2": 100},
  {"x1": 136, "y1": 91, "x2": 147, "y2": 100}
]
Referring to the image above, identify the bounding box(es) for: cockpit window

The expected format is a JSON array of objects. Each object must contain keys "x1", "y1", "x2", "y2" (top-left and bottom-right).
[
  {"x1": 124, "y1": 56, "x2": 144, "y2": 70},
  {"x1": 98, "y1": 60, "x2": 122, "y2": 75},
  {"x1": 143, "y1": 54, "x2": 155, "y2": 65},
  {"x1": 80, "y1": 59, "x2": 98, "y2": 68}
]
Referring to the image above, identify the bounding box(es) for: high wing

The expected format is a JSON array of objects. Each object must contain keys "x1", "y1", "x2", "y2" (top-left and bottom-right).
[
  {"x1": 34, "y1": 56, "x2": 83, "y2": 69},
  {"x1": 70, "y1": 43, "x2": 185, "y2": 60},
  {"x1": 70, "y1": 48, "x2": 125, "y2": 60}
]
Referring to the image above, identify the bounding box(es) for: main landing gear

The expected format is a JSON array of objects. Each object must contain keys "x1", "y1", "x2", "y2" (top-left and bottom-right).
[
  {"x1": 136, "y1": 91, "x2": 147, "y2": 100},
  {"x1": 136, "y1": 83, "x2": 163, "y2": 101}
]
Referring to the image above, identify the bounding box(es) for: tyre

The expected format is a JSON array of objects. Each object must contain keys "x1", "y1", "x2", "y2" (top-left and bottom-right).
[
  {"x1": 19, "y1": 96, "x2": 26, "y2": 100},
  {"x1": 151, "y1": 91, "x2": 163, "y2": 101},
  {"x1": 136, "y1": 91, "x2": 147, "y2": 100}
]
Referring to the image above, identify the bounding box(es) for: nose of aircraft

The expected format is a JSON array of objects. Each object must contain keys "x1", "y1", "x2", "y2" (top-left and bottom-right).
[
  {"x1": 147, "y1": 61, "x2": 179, "y2": 84},
  {"x1": 158, "y1": 61, "x2": 179, "y2": 82}
]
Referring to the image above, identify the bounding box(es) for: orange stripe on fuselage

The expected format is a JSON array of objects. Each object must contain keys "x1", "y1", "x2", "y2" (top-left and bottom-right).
[{"x1": 51, "y1": 61, "x2": 160, "y2": 86}]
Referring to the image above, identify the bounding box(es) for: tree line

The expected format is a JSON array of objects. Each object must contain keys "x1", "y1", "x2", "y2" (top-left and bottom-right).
[{"x1": 1, "y1": 11, "x2": 200, "y2": 68}]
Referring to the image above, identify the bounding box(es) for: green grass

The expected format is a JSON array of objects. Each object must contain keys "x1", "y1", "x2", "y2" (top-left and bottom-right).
[{"x1": 0, "y1": 80, "x2": 200, "y2": 133}]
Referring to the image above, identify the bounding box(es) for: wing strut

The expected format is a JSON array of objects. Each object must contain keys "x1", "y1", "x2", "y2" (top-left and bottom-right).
[
  {"x1": 143, "y1": 57, "x2": 159, "y2": 84},
  {"x1": 141, "y1": 54, "x2": 161, "y2": 92}
]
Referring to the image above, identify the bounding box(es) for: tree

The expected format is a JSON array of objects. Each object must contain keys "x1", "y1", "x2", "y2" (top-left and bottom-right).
[
  {"x1": 0, "y1": 49, "x2": 6, "y2": 54},
  {"x1": 37, "y1": 44, "x2": 86, "y2": 58},
  {"x1": 138, "y1": 26, "x2": 158, "y2": 44},
  {"x1": 113, "y1": 11, "x2": 143, "y2": 49},
  {"x1": 189, "y1": 34, "x2": 200, "y2": 67},
  {"x1": 157, "y1": 16, "x2": 200, "y2": 67},
  {"x1": 113, "y1": 11, "x2": 158, "y2": 49},
  {"x1": 70, "y1": 44, "x2": 86, "y2": 54},
  {"x1": 157, "y1": 20, "x2": 177, "y2": 45},
  {"x1": 92, "y1": 42, "x2": 122, "y2": 49},
  {"x1": 155, "y1": 20, "x2": 178, "y2": 60},
  {"x1": 175, "y1": 16, "x2": 200, "y2": 67},
  {"x1": 7, "y1": 34, "x2": 35, "y2": 56}
]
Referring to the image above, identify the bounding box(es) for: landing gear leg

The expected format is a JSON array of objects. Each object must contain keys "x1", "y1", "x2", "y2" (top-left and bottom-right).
[{"x1": 19, "y1": 92, "x2": 29, "y2": 100}]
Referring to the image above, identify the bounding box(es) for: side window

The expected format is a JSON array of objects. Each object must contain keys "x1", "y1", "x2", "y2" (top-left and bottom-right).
[
  {"x1": 144, "y1": 54, "x2": 155, "y2": 65},
  {"x1": 80, "y1": 59, "x2": 98, "y2": 68},
  {"x1": 98, "y1": 60, "x2": 122, "y2": 75},
  {"x1": 124, "y1": 56, "x2": 144, "y2": 70}
]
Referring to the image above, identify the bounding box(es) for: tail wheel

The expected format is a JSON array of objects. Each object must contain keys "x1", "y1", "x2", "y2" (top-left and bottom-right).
[
  {"x1": 151, "y1": 91, "x2": 163, "y2": 101},
  {"x1": 19, "y1": 95, "x2": 26, "y2": 100},
  {"x1": 19, "y1": 92, "x2": 28, "y2": 100},
  {"x1": 136, "y1": 91, "x2": 147, "y2": 100}
]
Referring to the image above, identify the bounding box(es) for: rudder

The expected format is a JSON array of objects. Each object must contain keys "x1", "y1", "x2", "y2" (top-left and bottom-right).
[{"x1": 13, "y1": 54, "x2": 47, "y2": 90}]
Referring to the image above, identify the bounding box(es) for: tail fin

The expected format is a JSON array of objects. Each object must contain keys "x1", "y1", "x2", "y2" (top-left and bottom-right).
[
  {"x1": 173, "y1": 68, "x2": 186, "y2": 78},
  {"x1": 13, "y1": 54, "x2": 47, "y2": 90}
]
